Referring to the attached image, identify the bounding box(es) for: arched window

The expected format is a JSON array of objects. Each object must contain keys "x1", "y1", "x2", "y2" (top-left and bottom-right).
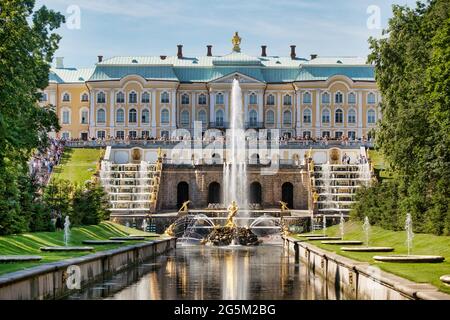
[
  {"x1": 116, "y1": 109, "x2": 124, "y2": 123},
  {"x1": 198, "y1": 110, "x2": 207, "y2": 126},
  {"x1": 141, "y1": 92, "x2": 150, "y2": 104},
  {"x1": 129, "y1": 108, "x2": 137, "y2": 123},
  {"x1": 367, "y1": 92, "x2": 376, "y2": 104},
  {"x1": 249, "y1": 110, "x2": 258, "y2": 126},
  {"x1": 61, "y1": 108, "x2": 70, "y2": 125},
  {"x1": 62, "y1": 92, "x2": 70, "y2": 102},
  {"x1": 215, "y1": 109, "x2": 224, "y2": 126},
  {"x1": 142, "y1": 109, "x2": 150, "y2": 124},
  {"x1": 161, "y1": 109, "x2": 170, "y2": 124},
  {"x1": 348, "y1": 109, "x2": 356, "y2": 124},
  {"x1": 97, "y1": 108, "x2": 106, "y2": 123},
  {"x1": 335, "y1": 92, "x2": 343, "y2": 104},
  {"x1": 322, "y1": 92, "x2": 330, "y2": 104},
  {"x1": 303, "y1": 108, "x2": 312, "y2": 124},
  {"x1": 335, "y1": 108, "x2": 344, "y2": 124},
  {"x1": 161, "y1": 91, "x2": 170, "y2": 104},
  {"x1": 181, "y1": 110, "x2": 190, "y2": 126},
  {"x1": 97, "y1": 92, "x2": 106, "y2": 104},
  {"x1": 367, "y1": 109, "x2": 376, "y2": 124},
  {"x1": 198, "y1": 94, "x2": 207, "y2": 105},
  {"x1": 322, "y1": 109, "x2": 330, "y2": 124},
  {"x1": 39, "y1": 92, "x2": 48, "y2": 102},
  {"x1": 80, "y1": 109, "x2": 88, "y2": 124},
  {"x1": 181, "y1": 93, "x2": 190, "y2": 105},
  {"x1": 266, "y1": 110, "x2": 275, "y2": 125},
  {"x1": 249, "y1": 93, "x2": 258, "y2": 105},
  {"x1": 283, "y1": 94, "x2": 292, "y2": 106},
  {"x1": 116, "y1": 92, "x2": 125, "y2": 104},
  {"x1": 348, "y1": 92, "x2": 356, "y2": 104},
  {"x1": 215, "y1": 93, "x2": 224, "y2": 105},
  {"x1": 129, "y1": 91, "x2": 137, "y2": 104},
  {"x1": 303, "y1": 92, "x2": 312, "y2": 104},
  {"x1": 266, "y1": 94, "x2": 275, "y2": 105},
  {"x1": 81, "y1": 93, "x2": 89, "y2": 102},
  {"x1": 283, "y1": 110, "x2": 292, "y2": 125}
]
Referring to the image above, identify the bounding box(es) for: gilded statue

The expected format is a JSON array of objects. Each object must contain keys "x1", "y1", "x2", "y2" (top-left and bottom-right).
[
  {"x1": 164, "y1": 223, "x2": 175, "y2": 237},
  {"x1": 232, "y1": 32, "x2": 241, "y2": 52},
  {"x1": 178, "y1": 200, "x2": 191, "y2": 216},
  {"x1": 313, "y1": 190, "x2": 320, "y2": 203},
  {"x1": 279, "y1": 201, "x2": 289, "y2": 212},
  {"x1": 157, "y1": 147, "x2": 163, "y2": 159},
  {"x1": 225, "y1": 201, "x2": 239, "y2": 228}
]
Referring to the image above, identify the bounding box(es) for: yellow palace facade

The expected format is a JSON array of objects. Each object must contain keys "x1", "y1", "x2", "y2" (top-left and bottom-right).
[{"x1": 41, "y1": 35, "x2": 380, "y2": 141}]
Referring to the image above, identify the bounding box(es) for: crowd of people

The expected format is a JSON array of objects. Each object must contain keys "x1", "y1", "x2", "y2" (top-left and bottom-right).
[
  {"x1": 341, "y1": 152, "x2": 369, "y2": 165},
  {"x1": 29, "y1": 138, "x2": 65, "y2": 186}
]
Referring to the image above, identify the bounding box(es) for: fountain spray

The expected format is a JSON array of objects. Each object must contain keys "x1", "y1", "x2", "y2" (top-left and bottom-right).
[
  {"x1": 362, "y1": 216, "x2": 370, "y2": 247},
  {"x1": 64, "y1": 216, "x2": 71, "y2": 246},
  {"x1": 405, "y1": 213, "x2": 414, "y2": 255},
  {"x1": 322, "y1": 216, "x2": 327, "y2": 236},
  {"x1": 340, "y1": 213, "x2": 345, "y2": 240}
]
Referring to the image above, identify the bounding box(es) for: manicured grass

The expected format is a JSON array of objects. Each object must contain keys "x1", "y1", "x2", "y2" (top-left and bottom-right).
[
  {"x1": 294, "y1": 221, "x2": 450, "y2": 294},
  {"x1": 52, "y1": 148, "x2": 103, "y2": 185},
  {"x1": 0, "y1": 221, "x2": 161, "y2": 276}
]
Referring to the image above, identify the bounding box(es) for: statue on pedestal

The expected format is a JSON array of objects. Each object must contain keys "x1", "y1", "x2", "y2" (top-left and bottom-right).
[
  {"x1": 225, "y1": 201, "x2": 238, "y2": 228},
  {"x1": 232, "y1": 32, "x2": 242, "y2": 52}
]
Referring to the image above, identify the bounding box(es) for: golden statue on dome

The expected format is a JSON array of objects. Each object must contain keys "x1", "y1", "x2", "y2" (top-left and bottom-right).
[{"x1": 232, "y1": 32, "x2": 241, "y2": 52}]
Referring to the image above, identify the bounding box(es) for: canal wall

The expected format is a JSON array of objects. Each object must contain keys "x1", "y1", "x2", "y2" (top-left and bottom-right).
[
  {"x1": 0, "y1": 238, "x2": 176, "y2": 300},
  {"x1": 283, "y1": 236, "x2": 450, "y2": 300}
]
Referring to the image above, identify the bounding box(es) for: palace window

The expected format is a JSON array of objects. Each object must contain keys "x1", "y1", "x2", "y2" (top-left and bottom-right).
[
  {"x1": 322, "y1": 92, "x2": 330, "y2": 104},
  {"x1": 335, "y1": 109, "x2": 343, "y2": 124},
  {"x1": 129, "y1": 91, "x2": 137, "y2": 104},
  {"x1": 335, "y1": 92, "x2": 343, "y2": 104},
  {"x1": 266, "y1": 110, "x2": 275, "y2": 125},
  {"x1": 62, "y1": 93, "x2": 70, "y2": 102},
  {"x1": 283, "y1": 95, "x2": 292, "y2": 106},
  {"x1": 322, "y1": 109, "x2": 330, "y2": 124},
  {"x1": 142, "y1": 109, "x2": 150, "y2": 124},
  {"x1": 116, "y1": 109, "x2": 125, "y2": 124},
  {"x1": 141, "y1": 92, "x2": 150, "y2": 104},
  {"x1": 335, "y1": 131, "x2": 343, "y2": 139},
  {"x1": 249, "y1": 93, "x2": 258, "y2": 105},
  {"x1": 348, "y1": 92, "x2": 356, "y2": 104},
  {"x1": 303, "y1": 92, "x2": 312, "y2": 104},
  {"x1": 142, "y1": 131, "x2": 150, "y2": 139},
  {"x1": 161, "y1": 92, "x2": 170, "y2": 104},
  {"x1": 303, "y1": 108, "x2": 312, "y2": 124},
  {"x1": 161, "y1": 109, "x2": 170, "y2": 125},
  {"x1": 81, "y1": 109, "x2": 89, "y2": 124},
  {"x1": 181, "y1": 110, "x2": 190, "y2": 127},
  {"x1": 322, "y1": 131, "x2": 330, "y2": 138},
  {"x1": 97, "y1": 109, "x2": 106, "y2": 124},
  {"x1": 348, "y1": 131, "x2": 356, "y2": 140},
  {"x1": 129, "y1": 108, "x2": 137, "y2": 123},
  {"x1": 97, "y1": 92, "x2": 106, "y2": 104},
  {"x1": 81, "y1": 93, "x2": 89, "y2": 102},
  {"x1": 116, "y1": 131, "x2": 125, "y2": 140},
  {"x1": 116, "y1": 92, "x2": 125, "y2": 104},
  {"x1": 61, "y1": 132, "x2": 70, "y2": 140},
  {"x1": 129, "y1": 131, "x2": 137, "y2": 139},
  {"x1": 198, "y1": 94, "x2": 207, "y2": 105},
  {"x1": 62, "y1": 109, "x2": 70, "y2": 125},
  {"x1": 266, "y1": 94, "x2": 275, "y2": 105},
  {"x1": 283, "y1": 110, "x2": 292, "y2": 125},
  {"x1": 303, "y1": 131, "x2": 311, "y2": 139},
  {"x1": 348, "y1": 109, "x2": 356, "y2": 124},
  {"x1": 181, "y1": 94, "x2": 190, "y2": 105},
  {"x1": 97, "y1": 131, "x2": 106, "y2": 139},
  {"x1": 216, "y1": 93, "x2": 224, "y2": 105},
  {"x1": 367, "y1": 92, "x2": 376, "y2": 104},
  {"x1": 249, "y1": 110, "x2": 258, "y2": 126},
  {"x1": 198, "y1": 110, "x2": 207, "y2": 126},
  {"x1": 39, "y1": 92, "x2": 48, "y2": 102},
  {"x1": 367, "y1": 109, "x2": 376, "y2": 124},
  {"x1": 216, "y1": 110, "x2": 224, "y2": 127}
]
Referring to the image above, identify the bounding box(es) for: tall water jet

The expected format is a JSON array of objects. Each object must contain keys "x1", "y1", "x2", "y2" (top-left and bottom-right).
[
  {"x1": 363, "y1": 216, "x2": 371, "y2": 247},
  {"x1": 64, "y1": 216, "x2": 71, "y2": 246},
  {"x1": 405, "y1": 213, "x2": 414, "y2": 255},
  {"x1": 322, "y1": 216, "x2": 327, "y2": 236},
  {"x1": 223, "y1": 77, "x2": 248, "y2": 209},
  {"x1": 340, "y1": 213, "x2": 345, "y2": 240}
]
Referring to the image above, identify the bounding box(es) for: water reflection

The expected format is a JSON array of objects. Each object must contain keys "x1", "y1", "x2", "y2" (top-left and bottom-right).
[{"x1": 66, "y1": 245, "x2": 348, "y2": 300}]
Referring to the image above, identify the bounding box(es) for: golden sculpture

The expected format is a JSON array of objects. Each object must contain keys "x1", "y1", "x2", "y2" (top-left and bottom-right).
[
  {"x1": 157, "y1": 147, "x2": 163, "y2": 159},
  {"x1": 131, "y1": 148, "x2": 141, "y2": 161},
  {"x1": 164, "y1": 223, "x2": 175, "y2": 237},
  {"x1": 149, "y1": 191, "x2": 157, "y2": 203},
  {"x1": 225, "y1": 201, "x2": 239, "y2": 228},
  {"x1": 232, "y1": 32, "x2": 242, "y2": 52},
  {"x1": 313, "y1": 190, "x2": 320, "y2": 203},
  {"x1": 178, "y1": 200, "x2": 191, "y2": 216},
  {"x1": 279, "y1": 201, "x2": 289, "y2": 212}
]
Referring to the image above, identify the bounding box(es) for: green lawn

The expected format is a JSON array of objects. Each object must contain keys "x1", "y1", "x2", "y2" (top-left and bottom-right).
[
  {"x1": 368, "y1": 149, "x2": 393, "y2": 179},
  {"x1": 0, "y1": 221, "x2": 161, "y2": 276},
  {"x1": 294, "y1": 221, "x2": 450, "y2": 294},
  {"x1": 52, "y1": 148, "x2": 103, "y2": 185}
]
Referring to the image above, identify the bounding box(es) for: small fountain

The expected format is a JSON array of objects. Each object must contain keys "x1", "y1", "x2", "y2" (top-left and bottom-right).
[
  {"x1": 363, "y1": 216, "x2": 370, "y2": 247},
  {"x1": 63, "y1": 216, "x2": 71, "y2": 246},
  {"x1": 373, "y1": 214, "x2": 444, "y2": 262},
  {"x1": 142, "y1": 219, "x2": 148, "y2": 232},
  {"x1": 341, "y1": 216, "x2": 392, "y2": 252},
  {"x1": 340, "y1": 213, "x2": 345, "y2": 240},
  {"x1": 320, "y1": 214, "x2": 363, "y2": 245}
]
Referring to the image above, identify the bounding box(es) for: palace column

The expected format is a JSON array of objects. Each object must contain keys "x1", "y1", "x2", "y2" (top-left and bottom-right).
[
  {"x1": 209, "y1": 91, "x2": 215, "y2": 126},
  {"x1": 224, "y1": 91, "x2": 229, "y2": 125},
  {"x1": 296, "y1": 90, "x2": 301, "y2": 136},
  {"x1": 277, "y1": 93, "x2": 282, "y2": 129},
  {"x1": 258, "y1": 91, "x2": 264, "y2": 124},
  {"x1": 315, "y1": 89, "x2": 321, "y2": 138},
  {"x1": 109, "y1": 89, "x2": 115, "y2": 138},
  {"x1": 171, "y1": 91, "x2": 177, "y2": 130},
  {"x1": 244, "y1": 91, "x2": 249, "y2": 123},
  {"x1": 89, "y1": 89, "x2": 95, "y2": 138},
  {"x1": 358, "y1": 91, "x2": 363, "y2": 138},
  {"x1": 191, "y1": 92, "x2": 196, "y2": 133},
  {"x1": 151, "y1": 89, "x2": 157, "y2": 137}
]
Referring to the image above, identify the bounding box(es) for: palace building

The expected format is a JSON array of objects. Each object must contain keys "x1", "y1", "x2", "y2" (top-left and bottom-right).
[{"x1": 41, "y1": 34, "x2": 380, "y2": 142}]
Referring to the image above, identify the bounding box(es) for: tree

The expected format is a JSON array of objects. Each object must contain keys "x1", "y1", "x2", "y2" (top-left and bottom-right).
[
  {"x1": 357, "y1": 0, "x2": 450, "y2": 235},
  {"x1": 0, "y1": 1, "x2": 64, "y2": 234}
]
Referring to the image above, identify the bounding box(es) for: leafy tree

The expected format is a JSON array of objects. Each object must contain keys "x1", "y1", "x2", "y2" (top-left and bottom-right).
[{"x1": 0, "y1": 1, "x2": 64, "y2": 234}]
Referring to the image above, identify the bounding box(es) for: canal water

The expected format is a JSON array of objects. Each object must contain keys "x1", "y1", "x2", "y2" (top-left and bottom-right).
[{"x1": 66, "y1": 245, "x2": 348, "y2": 300}]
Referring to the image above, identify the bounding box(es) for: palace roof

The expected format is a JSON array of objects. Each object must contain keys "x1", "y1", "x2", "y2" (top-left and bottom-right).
[{"x1": 49, "y1": 53, "x2": 374, "y2": 84}]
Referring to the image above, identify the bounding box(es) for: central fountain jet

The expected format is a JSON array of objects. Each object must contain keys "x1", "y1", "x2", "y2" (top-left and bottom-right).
[{"x1": 223, "y1": 76, "x2": 249, "y2": 210}]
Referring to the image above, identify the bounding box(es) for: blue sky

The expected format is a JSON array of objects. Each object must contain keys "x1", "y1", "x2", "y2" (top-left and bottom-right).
[{"x1": 36, "y1": 0, "x2": 417, "y2": 68}]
